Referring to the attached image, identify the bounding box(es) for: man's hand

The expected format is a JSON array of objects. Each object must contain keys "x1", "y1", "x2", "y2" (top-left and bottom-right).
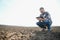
[
  {"x1": 37, "y1": 18, "x2": 46, "y2": 21},
  {"x1": 36, "y1": 17, "x2": 44, "y2": 21}
]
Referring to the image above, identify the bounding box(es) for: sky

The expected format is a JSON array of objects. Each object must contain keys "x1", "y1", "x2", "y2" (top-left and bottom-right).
[{"x1": 0, "y1": 0, "x2": 60, "y2": 27}]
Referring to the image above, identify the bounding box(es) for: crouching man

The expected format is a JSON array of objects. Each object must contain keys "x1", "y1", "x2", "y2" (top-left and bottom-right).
[{"x1": 36, "y1": 7, "x2": 52, "y2": 31}]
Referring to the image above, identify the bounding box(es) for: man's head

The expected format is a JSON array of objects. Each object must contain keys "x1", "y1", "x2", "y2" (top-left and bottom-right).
[{"x1": 39, "y1": 7, "x2": 45, "y2": 13}]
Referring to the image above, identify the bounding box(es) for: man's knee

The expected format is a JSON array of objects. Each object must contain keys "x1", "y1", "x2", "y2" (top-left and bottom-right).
[
  {"x1": 36, "y1": 22, "x2": 42, "y2": 26},
  {"x1": 36, "y1": 22, "x2": 40, "y2": 25}
]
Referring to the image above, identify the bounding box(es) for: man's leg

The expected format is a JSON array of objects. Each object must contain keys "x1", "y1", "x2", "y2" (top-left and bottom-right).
[
  {"x1": 44, "y1": 20, "x2": 52, "y2": 31},
  {"x1": 36, "y1": 22, "x2": 44, "y2": 28},
  {"x1": 36, "y1": 22, "x2": 46, "y2": 31}
]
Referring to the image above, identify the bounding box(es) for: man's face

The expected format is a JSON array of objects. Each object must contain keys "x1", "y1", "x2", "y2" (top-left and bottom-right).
[{"x1": 40, "y1": 9, "x2": 45, "y2": 13}]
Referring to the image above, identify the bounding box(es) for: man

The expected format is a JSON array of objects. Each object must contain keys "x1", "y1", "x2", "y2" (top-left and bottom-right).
[{"x1": 36, "y1": 7, "x2": 52, "y2": 31}]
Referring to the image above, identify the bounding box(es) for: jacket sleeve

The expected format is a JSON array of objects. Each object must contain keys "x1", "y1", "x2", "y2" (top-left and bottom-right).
[
  {"x1": 40, "y1": 14, "x2": 43, "y2": 18},
  {"x1": 45, "y1": 12, "x2": 51, "y2": 20}
]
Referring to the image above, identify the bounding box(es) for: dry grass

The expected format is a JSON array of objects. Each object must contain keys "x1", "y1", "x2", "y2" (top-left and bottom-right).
[{"x1": 0, "y1": 25, "x2": 60, "y2": 40}]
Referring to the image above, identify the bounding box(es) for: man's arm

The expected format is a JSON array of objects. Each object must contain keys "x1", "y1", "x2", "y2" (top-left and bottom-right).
[
  {"x1": 36, "y1": 17, "x2": 42, "y2": 20},
  {"x1": 40, "y1": 12, "x2": 51, "y2": 21},
  {"x1": 45, "y1": 12, "x2": 51, "y2": 20},
  {"x1": 36, "y1": 14, "x2": 44, "y2": 21}
]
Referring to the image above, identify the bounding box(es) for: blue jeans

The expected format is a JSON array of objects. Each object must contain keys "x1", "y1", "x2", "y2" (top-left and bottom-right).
[{"x1": 36, "y1": 20, "x2": 52, "y2": 31}]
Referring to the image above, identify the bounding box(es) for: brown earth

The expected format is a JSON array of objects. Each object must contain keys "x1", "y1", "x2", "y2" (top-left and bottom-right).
[{"x1": 0, "y1": 25, "x2": 60, "y2": 40}]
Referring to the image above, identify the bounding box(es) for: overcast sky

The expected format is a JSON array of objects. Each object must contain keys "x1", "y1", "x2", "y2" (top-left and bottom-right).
[{"x1": 0, "y1": 0, "x2": 60, "y2": 27}]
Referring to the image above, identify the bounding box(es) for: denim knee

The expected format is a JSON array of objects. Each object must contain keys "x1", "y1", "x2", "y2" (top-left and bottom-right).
[
  {"x1": 36, "y1": 22, "x2": 39, "y2": 26},
  {"x1": 36, "y1": 22, "x2": 43, "y2": 26},
  {"x1": 36, "y1": 22, "x2": 41, "y2": 25}
]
